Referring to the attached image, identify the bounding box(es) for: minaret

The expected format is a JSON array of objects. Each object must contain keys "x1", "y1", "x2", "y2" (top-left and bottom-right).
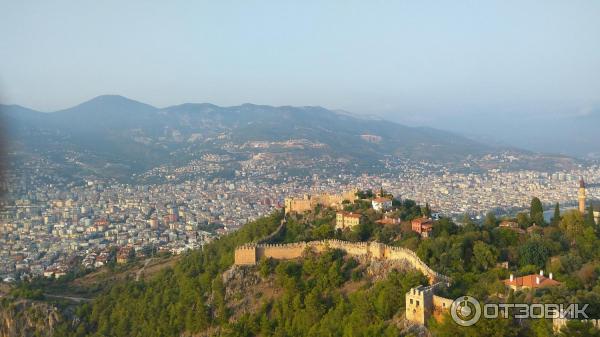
[{"x1": 578, "y1": 177, "x2": 586, "y2": 214}]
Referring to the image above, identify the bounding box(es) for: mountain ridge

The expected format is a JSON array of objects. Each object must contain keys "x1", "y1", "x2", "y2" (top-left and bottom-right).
[{"x1": 0, "y1": 95, "x2": 577, "y2": 181}]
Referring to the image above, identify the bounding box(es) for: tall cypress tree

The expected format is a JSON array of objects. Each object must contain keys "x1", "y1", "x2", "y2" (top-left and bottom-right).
[
  {"x1": 530, "y1": 197, "x2": 545, "y2": 226},
  {"x1": 424, "y1": 203, "x2": 432, "y2": 217},
  {"x1": 586, "y1": 202, "x2": 596, "y2": 227},
  {"x1": 551, "y1": 202, "x2": 561, "y2": 226}
]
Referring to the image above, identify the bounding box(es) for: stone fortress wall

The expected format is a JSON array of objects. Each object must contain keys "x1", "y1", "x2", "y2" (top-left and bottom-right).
[
  {"x1": 234, "y1": 239, "x2": 450, "y2": 284},
  {"x1": 284, "y1": 189, "x2": 358, "y2": 214},
  {"x1": 234, "y1": 234, "x2": 453, "y2": 326},
  {"x1": 235, "y1": 191, "x2": 452, "y2": 327}
]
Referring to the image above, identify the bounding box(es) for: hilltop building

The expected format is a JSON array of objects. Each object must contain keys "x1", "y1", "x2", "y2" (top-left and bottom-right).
[
  {"x1": 117, "y1": 246, "x2": 134, "y2": 264},
  {"x1": 372, "y1": 197, "x2": 392, "y2": 212},
  {"x1": 376, "y1": 216, "x2": 400, "y2": 226},
  {"x1": 284, "y1": 189, "x2": 358, "y2": 214},
  {"x1": 503, "y1": 270, "x2": 561, "y2": 291},
  {"x1": 411, "y1": 217, "x2": 434, "y2": 238},
  {"x1": 335, "y1": 212, "x2": 362, "y2": 230},
  {"x1": 499, "y1": 220, "x2": 525, "y2": 234}
]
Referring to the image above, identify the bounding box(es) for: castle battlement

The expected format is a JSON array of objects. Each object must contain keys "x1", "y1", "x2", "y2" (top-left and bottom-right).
[
  {"x1": 232, "y1": 218, "x2": 452, "y2": 327},
  {"x1": 284, "y1": 188, "x2": 358, "y2": 214},
  {"x1": 234, "y1": 239, "x2": 450, "y2": 284}
]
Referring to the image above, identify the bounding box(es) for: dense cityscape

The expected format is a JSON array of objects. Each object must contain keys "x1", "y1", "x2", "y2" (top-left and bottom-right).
[{"x1": 1, "y1": 150, "x2": 598, "y2": 282}]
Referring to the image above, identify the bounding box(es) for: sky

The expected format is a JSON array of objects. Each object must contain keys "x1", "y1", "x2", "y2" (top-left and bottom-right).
[{"x1": 1, "y1": 1, "x2": 600, "y2": 127}]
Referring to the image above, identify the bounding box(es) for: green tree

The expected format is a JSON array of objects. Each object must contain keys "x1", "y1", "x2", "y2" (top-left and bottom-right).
[
  {"x1": 551, "y1": 202, "x2": 561, "y2": 226},
  {"x1": 519, "y1": 239, "x2": 550, "y2": 268},
  {"x1": 484, "y1": 212, "x2": 497, "y2": 229},
  {"x1": 530, "y1": 197, "x2": 545, "y2": 226},
  {"x1": 516, "y1": 212, "x2": 531, "y2": 228},
  {"x1": 559, "y1": 320, "x2": 600, "y2": 337},
  {"x1": 423, "y1": 203, "x2": 432, "y2": 218},
  {"x1": 585, "y1": 202, "x2": 596, "y2": 227},
  {"x1": 577, "y1": 227, "x2": 598, "y2": 259},
  {"x1": 528, "y1": 319, "x2": 554, "y2": 337},
  {"x1": 560, "y1": 210, "x2": 586, "y2": 244},
  {"x1": 472, "y1": 241, "x2": 498, "y2": 271}
]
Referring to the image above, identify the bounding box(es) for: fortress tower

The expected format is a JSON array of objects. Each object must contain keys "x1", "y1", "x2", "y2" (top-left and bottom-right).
[
  {"x1": 405, "y1": 286, "x2": 433, "y2": 325},
  {"x1": 579, "y1": 177, "x2": 586, "y2": 214}
]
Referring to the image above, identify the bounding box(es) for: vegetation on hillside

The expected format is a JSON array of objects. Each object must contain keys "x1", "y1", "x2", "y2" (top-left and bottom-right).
[
  {"x1": 8, "y1": 193, "x2": 600, "y2": 336},
  {"x1": 224, "y1": 250, "x2": 427, "y2": 337},
  {"x1": 52, "y1": 211, "x2": 283, "y2": 336}
]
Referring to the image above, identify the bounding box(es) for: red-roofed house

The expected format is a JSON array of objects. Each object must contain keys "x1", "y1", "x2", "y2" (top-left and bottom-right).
[
  {"x1": 411, "y1": 217, "x2": 434, "y2": 238},
  {"x1": 503, "y1": 270, "x2": 561, "y2": 290}
]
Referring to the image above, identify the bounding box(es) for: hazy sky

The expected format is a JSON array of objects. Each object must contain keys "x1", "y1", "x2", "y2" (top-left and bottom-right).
[{"x1": 1, "y1": 1, "x2": 600, "y2": 125}]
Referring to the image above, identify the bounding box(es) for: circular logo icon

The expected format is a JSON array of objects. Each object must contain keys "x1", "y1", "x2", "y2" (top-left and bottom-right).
[{"x1": 451, "y1": 296, "x2": 481, "y2": 326}]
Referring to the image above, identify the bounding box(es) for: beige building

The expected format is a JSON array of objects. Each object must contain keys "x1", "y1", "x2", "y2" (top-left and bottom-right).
[
  {"x1": 405, "y1": 285, "x2": 453, "y2": 326},
  {"x1": 284, "y1": 189, "x2": 358, "y2": 214},
  {"x1": 372, "y1": 197, "x2": 392, "y2": 212},
  {"x1": 335, "y1": 212, "x2": 362, "y2": 230}
]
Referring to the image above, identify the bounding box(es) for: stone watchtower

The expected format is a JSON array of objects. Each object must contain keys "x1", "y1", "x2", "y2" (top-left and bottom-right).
[
  {"x1": 579, "y1": 177, "x2": 586, "y2": 214},
  {"x1": 405, "y1": 286, "x2": 433, "y2": 325},
  {"x1": 234, "y1": 245, "x2": 257, "y2": 265}
]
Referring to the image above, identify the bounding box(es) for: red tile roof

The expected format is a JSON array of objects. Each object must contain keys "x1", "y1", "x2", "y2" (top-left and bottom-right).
[
  {"x1": 412, "y1": 218, "x2": 433, "y2": 225},
  {"x1": 504, "y1": 274, "x2": 561, "y2": 289}
]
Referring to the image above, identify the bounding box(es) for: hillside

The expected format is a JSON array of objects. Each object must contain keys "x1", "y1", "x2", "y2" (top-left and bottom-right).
[
  {"x1": 4, "y1": 191, "x2": 600, "y2": 336},
  {"x1": 1, "y1": 95, "x2": 498, "y2": 181}
]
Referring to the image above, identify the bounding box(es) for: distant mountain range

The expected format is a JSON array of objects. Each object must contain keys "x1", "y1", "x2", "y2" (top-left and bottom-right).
[
  {"x1": 0, "y1": 95, "x2": 578, "y2": 180},
  {"x1": 510, "y1": 110, "x2": 600, "y2": 159},
  {"x1": 427, "y1": 107, "x2": 600, "y2": 160}
]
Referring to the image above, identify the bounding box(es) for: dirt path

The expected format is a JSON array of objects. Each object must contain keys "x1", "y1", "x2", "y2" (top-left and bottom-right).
[
  {"x1": 136, "y1": 258, "x2": 154, "y2": 281},
  {"x1": 44, "y1": 294, "x2": 92, "y2": 303}
]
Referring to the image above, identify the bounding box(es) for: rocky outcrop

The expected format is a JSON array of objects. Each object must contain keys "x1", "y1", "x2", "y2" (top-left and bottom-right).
[
  {"x1": 221, "y1": 265, "x2": 275, "y2": 321},
  {"x1": 0, "y1": 300, "x2": 62, "y2": 337}
]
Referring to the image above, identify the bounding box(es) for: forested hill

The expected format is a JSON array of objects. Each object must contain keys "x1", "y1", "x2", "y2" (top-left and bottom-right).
[{"x1": 5, "y1": 195, "x2": 600, "y2": 336}]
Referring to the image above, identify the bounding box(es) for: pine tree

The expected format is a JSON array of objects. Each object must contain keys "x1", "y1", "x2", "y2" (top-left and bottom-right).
[{"x1": 551, "y1": 202, "x2": 561, "y2": 226}]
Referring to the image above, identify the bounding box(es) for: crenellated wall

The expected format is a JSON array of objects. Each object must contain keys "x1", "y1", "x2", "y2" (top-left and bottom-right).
[
  {"x1": 234, "y1": 245, "x2": 257, "y2": 265},
  {"x1": 234, "y1": 239, "x2": 450, "y2": 284}
]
